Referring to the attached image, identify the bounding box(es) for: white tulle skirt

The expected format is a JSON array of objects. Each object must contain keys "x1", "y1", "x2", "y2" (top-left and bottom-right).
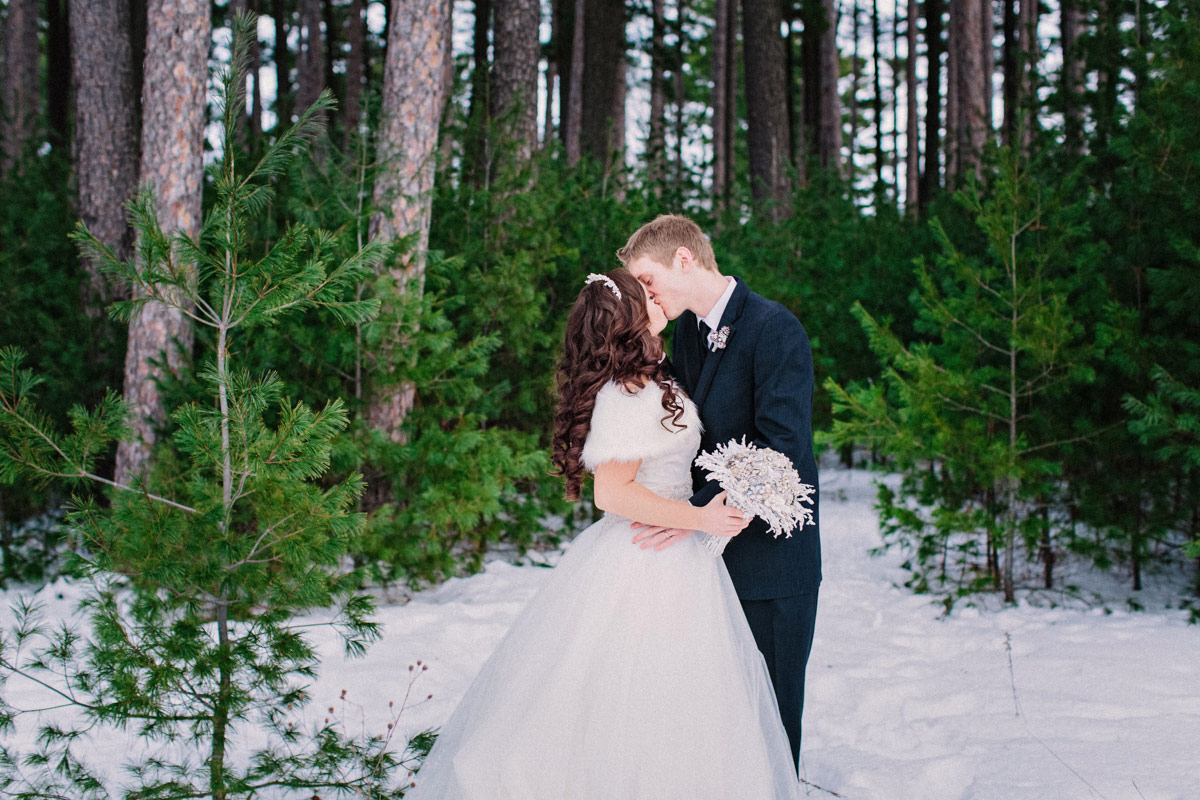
[{"x1": 404, "y1": 512, "x2": 801, "y2": 800}]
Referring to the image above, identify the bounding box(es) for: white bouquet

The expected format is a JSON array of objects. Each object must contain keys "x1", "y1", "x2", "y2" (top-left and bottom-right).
[{"x1": 694, "y1": 438, "x2": 816, "y2": 556}]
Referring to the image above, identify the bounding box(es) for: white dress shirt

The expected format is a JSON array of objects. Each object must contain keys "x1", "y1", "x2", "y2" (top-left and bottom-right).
[{"x1": 698, "y1": 276, "x2": 737, "y2": 342}]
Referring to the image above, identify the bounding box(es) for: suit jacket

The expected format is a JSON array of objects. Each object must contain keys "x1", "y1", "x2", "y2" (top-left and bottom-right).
[{"x1": 672, "y1": 277, "x2": 822, "y2": 600}]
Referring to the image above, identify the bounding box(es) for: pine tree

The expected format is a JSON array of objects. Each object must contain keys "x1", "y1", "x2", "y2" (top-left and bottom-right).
[
  {"x1": 1126, "y1": 367, "x2": 1200, "y2": 559},
  {"x1": 0, "y1": 16, "x2": 421, "y2": 797},
  {"x1": 827, "y1": 151, "x2": 1103, "y2": 603}
]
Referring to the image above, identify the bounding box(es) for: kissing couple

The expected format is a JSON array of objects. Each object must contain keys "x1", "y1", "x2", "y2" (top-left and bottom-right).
[{"x1": 405, "y1": 214, "x2": 821, "y2": 798}]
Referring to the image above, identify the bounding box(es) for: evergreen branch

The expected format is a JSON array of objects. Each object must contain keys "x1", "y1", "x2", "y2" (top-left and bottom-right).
[
  {"x1": 935, "y1": 394, "x2": 1010, "y2": 423},
  {"x1": 1018, "y1": 423, "x2": 1124, "y2": 456},
  {"x1": 0, "y1": 401, "x2": 197, "y2": 514},
  {"x1": 228, "y1": 513, "x2": 300, "y2": 570},
  {"x1": 0, "y1": 658, "x2": 99, "y2": 716}
]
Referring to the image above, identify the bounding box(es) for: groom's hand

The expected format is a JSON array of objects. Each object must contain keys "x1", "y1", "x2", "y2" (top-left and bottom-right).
[{"x1": 630, "y1": 522, "x2": 697, "y2": 551}]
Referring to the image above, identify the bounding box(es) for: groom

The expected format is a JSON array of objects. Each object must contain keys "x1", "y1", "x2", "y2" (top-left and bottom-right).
[{"x1": 618, "y1": 214, "x2": 821, "y2": 770}]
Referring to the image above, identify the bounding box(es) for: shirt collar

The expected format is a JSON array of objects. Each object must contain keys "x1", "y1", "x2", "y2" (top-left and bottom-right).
[{"x1": 699, "y1": 276, "x2": 737, "y2": 332}]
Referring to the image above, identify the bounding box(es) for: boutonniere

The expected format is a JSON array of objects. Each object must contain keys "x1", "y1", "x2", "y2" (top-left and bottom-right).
[{"x1": 707, "y1": 325, "x2": 731, "y2": 351}]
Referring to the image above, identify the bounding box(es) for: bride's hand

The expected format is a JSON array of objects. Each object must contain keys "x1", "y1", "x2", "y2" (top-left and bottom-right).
[{"x1": 700, "y1": 491, "x2": 750, "y2": 538}]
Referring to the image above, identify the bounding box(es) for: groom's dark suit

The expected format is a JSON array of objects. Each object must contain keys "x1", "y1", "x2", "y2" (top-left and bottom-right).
[{"x1": 672, "y1": 276, "x2": 821, "y2": 768}]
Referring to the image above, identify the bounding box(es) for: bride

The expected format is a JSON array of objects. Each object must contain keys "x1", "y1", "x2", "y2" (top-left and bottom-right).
[{"x1": 403, "y1": 268, "x2": 800, "y2": 799}]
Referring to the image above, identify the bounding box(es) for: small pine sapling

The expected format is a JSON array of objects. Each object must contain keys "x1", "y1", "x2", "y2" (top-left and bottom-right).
[{"x1": 0, "y1": 13, "x2": 419, "y2": 799}]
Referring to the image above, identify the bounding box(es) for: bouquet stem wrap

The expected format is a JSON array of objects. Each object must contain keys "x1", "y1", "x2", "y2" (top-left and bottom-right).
[{"x1": 694, "y1": 438, "x2": 816, "y2": 556}]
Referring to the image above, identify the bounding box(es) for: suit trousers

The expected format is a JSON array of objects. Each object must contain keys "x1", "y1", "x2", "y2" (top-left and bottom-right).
[{"x1": 739, "y1": 590, "x2": 820, "y2": 771}]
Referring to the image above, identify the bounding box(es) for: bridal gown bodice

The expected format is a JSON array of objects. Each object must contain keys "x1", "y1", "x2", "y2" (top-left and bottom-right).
[
  {"x1": 403, "y1": 380, "x2": 800, "y2": 800},
  {"x1": 578, "y1": 379, "x2": 702, "y2": 502}
]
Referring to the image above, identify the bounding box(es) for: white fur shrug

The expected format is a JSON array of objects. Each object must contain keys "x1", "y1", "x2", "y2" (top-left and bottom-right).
[{"x1": 580, "y1": 380, "x2": 700, "y2": 471}]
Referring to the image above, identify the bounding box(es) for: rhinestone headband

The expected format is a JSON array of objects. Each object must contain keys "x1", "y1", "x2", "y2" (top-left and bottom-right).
[{"x1": 584, "y1": 273, "x2": 622, "y2": 300}]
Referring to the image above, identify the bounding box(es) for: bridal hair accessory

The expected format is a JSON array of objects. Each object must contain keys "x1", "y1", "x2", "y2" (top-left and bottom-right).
[
  {"x1": 693, "y1": 438, "x2": 816, "y2": 556},
  {"x1": 707, "y1": 325, "x2": 731, "y2": 351},
  {"x1": 584, "y1": 273, "x2": 622, "y2": 300}
]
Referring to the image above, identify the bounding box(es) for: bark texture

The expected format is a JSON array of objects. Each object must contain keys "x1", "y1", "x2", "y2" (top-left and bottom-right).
[
  {"x1": 1061, "y1": 0, "x2": 1084, "y2": 154},
  {"x1": 919, "y1": 0, "x2": 944, "y2": 208},
  {"x1": 272, "y1": 0, "x2": 291, "y2": 125},
  {"x1": 742, "y1": 0, "x2": 792, "y2": 217},
  {"x1": 344, "y1": 0, "x2": 365, "y2": 144},
  {"x1": 1016, "y1": 0, "x2": 1037, "y2": 155},
  {"x1": 906, "y1": 0, "x2": 919, "y2": 215},
  {"x1": 872, "y1": 0, "x2": 884, "y2": 190},
  {"x1": 816, "y1": 0, "x2": 843, "y2": 174},
  {"x1": 492, "y1": 0, "x2": 541, "y2": 163},
  {"x1": 1, "y1": 0, "x2": 40, "y2": 172},
  {"x1": 70, "y1": 0, "x2": 140, "y2": 307},
  {"x1": 960, "y1": 0, "x2": 988, "y2": 179},
  {"x1": 295, "y1": 0, "x2": 325, "y2": 114},
  {"x1": 366, "y1": 0, "x2": 450, "y2": 449},
  {"x1": 564, "y1": 0, "x2": 584, "y2": 163},
  {"x1": 117, "y1": 0, "x2": 209, "y2": 481},
  {"x1": 579, "y1": 0, "x2": 625, "y2": 166},
  {"x1": 648, "y1": 0, "x2": 666, "y2": 190}
]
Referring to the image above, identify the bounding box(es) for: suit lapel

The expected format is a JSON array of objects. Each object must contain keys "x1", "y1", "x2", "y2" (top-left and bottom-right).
[{"x1": 691, "y1": 278, "x2": 749, "y2": 409}]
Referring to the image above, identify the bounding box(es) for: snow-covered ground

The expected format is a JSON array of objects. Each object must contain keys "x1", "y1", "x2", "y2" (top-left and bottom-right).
[{"x1": 4, "y1": 467, "x2": 1198, "y2": 799}]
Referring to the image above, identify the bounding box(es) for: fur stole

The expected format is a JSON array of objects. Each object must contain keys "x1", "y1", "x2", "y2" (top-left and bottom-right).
[{"x1": 580, "y1": 380, "x2": 699, "y2": 471}]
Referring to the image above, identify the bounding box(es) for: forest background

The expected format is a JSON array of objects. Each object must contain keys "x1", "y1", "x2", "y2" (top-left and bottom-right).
[
  {"x1": 2, "y1": 0, "x2": 1199, "y2": 794},
  {"x1": 3, "y1": 0, "x2": 1200, "y2": 603}
]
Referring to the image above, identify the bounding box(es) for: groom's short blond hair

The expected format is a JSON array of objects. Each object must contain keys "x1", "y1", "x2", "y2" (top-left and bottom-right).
[{"x1": 616, "y1": 214, "x2": 719, "y2": 272}]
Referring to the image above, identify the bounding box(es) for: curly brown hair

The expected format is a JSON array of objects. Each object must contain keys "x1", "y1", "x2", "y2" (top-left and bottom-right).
[{"x1": 551, "y1": 269, "x2": 687, "y2": 500}]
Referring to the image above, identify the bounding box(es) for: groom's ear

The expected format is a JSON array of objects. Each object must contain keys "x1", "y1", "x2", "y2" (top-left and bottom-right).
[{"x1": 676, "y1": 246, "x2": 695, "y2": 271}]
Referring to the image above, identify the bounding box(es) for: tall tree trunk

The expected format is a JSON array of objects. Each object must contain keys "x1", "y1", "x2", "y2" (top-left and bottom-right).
[
  {"x1": 945, "y1": 0, "x2": 959, "y2": 182},
  {"x1": 872, "y1": 0, "x2": 884, "y2": 195},
  {"x1": 580, "y1": 0, "x2": 625, "y2": 167},
  {"x1": 817, "y1": 0, "x2": 843, "y2": 175},
  {"x1": 467, "y1": 0, "x2": 491, "y2": 180},
  {"x1": 116, "y1": 0, "x2": 209, "y2": 482},
  {"x1": 610, "y1": 45, "x2": 626, "y2": 174},
  {"x1": 980, "y1": 0, "x2": 994, "y2": 138},
  {"x1": 1060, "y1": 0, "x2": 1083, "y2": 155},
  {"x1": 742, "y1": 0, "x2": 792, "y2": 217},
  {"x1": 272, "y1": 0, "x2": 292, "y2": 126},
  {"x1": 849, "y1": 0, "x2": 860, "y2": 172},
  {"x1": 905, "y1": 0, "x2": 919, "y2": 215},
  {"x1": 344, "y1": 0, "x2": 365, "y2": 146},
  {"x1": 46, "y1": 0, "x2": 71, "y2": 152},
  {"x1": 784, "y1": 9, "x2": 797, "y2": 167},
  {"x1": 248, "y1": 0, "x2": 263, "y2": 141},
  {"x1": 70, "y1": 0, "x2": 140, "y2": 309},
  {"x1": 722, "y1": 0, "x2": 737, "y2": 196},
  {"x1": 322, "y1": 0, "x2": 336, "y2": 106},
  {"x1": 565, "y1": 0, "x2": 584, "y2": 164},
  {"x1": 1, "y1": 0, "x2": 40, "y2": 173},
  {"x1": 1016, "y1": 0, "x2": 1037, "y2": 156},
  {"x1": 919, "y1": 0, "x2": 943, "y2": 208},
  {"x1": 492, "y1": 0, "x2": 541, "y2": 164},
  {"x1": 364, "y1": 0, "x2": 449, "y2": 501},
  {"x1": 672, "y1": 0, "x2": 684, "y2": 195},
  {"x1": 648, "y1": 0, "x2": 667, "y2": 191},
  {"x1": 890, "y1": 1, "x2": 900, "y2": 183},
  {"x1": 1001, "y1": 0, "x2": 1016, "y2": 146},
  {"x1": 958, "y1": 0, "x2": 987, "y2": 180},
  {"x1": 544, "y1": 1, "x2": 558, "y2": 145},
  {"x1": 295, "y1": 0, "x2": 325, "y2": 114}
]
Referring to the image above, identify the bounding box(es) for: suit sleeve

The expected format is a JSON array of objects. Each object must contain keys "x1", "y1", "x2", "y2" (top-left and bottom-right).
[{"x1": 688, "y1": 308, "x2": 814, "y2": 510}]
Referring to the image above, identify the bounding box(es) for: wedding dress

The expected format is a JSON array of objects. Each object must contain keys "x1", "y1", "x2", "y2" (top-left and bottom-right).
[{"x1": 404, "y1": 380, "x2": 800, "y2": 800}]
